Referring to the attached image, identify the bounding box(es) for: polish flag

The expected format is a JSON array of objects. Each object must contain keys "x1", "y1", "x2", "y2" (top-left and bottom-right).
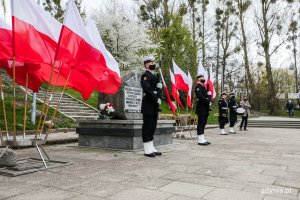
[
  {"x1": 158, "y1": 69, "x2": 176, "y2": 114},
  {"x1": 169, "y1": 69, "x2": 184, "y2": 108},
  {"x1": 0, "y1": 17, "x2": 43, "y2": 92},
  {"x1": 0, "y1": 18, "x2": 12, "y2": 62},
  {"x1": 172, "y1": 59, "x2": 189, "y2": 92},
  {"x1": 197, "y1": 61, "x2": 208, "y2": 84},
  {"x1": 187, "y1": 71, "x2": 193, "y2": 108},
  {"x1": 55, "y1": 0, "x2": 119, "y2": 98},
  {"x1": 11, "y1": 0, "x2": 61, "y2": 65},
  {"x1": 85, "y1": 19, "x2": 121, "y2": 94},
  {"x1": 207, "y1": 64, "x2": 216, "y2": 99}
]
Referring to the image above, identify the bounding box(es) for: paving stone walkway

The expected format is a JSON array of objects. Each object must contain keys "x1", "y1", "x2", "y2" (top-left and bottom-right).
[{"x1": 1, "y1": 127, "x2": 300, "y2": 200}]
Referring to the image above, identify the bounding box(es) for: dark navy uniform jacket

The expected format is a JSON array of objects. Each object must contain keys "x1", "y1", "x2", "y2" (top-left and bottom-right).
[
  {"x1": 195, "y1": 83, "x2": 210, "y2": 115},
  {"x1": 228, "y1": 96, "x2": 238, "y2": 122},
  {"x1": 218, "y1": 97, "x2": 229, "y2": 124},
  {"x1": 140, "y1": 70, "x2": 159, "y2": 115}
]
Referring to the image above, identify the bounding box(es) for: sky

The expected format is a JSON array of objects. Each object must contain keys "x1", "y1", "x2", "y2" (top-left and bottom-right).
[{"x1": 0, "y1": 0, "x2": 298, "y2": 70}]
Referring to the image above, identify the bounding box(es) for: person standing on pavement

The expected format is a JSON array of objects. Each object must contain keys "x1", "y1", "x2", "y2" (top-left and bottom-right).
[
  {"x1": 140, "y1": 57, "x2": 163, "y2": 157},
  {"x1": 195, "y1": 74, "x2": 211, "y2": 146},
  {"x1": 228, "y1": 92, "x2": 238, "y2": 134},
  {"x1": 240, "y1": 96, "x2": 251, "y2": 131},
  {"x1": 218, "y1": 92, "x2": 229, "y2": 135},
  {"x1": 286, "y1": 99, "x2": 295, "y2": 118}
]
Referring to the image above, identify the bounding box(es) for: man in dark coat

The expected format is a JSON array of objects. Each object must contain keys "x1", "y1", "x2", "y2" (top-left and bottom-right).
[
  {"x1": 195, "y1": 74, "x2": 211, "y2": 145},
  {"x1": 140, "y1": 57, "x2": 163, "y2": 157},
  {"x1": 218, "y1": 92, "x2": 229, "y2": 135},
  {"x1": 228, "y1": 92, "x2": 238, "y2": 134},
  {"x1": 286, "y1": 99, "x2": 295, "y2": 117}
]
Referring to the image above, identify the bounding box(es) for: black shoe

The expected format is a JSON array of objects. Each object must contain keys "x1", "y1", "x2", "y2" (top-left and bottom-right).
[
  {"x1": 198, "y1": 142, "x2": 208, "y2": 146},
  {"x1": 205, "y1": 141, "x2": 211, "y2": 145},
  {"x1": 154, "y1": 152, "x2": 162, "y2": 156},
  {"x1": 244, "y1": 129, "x2": 248, "y2": 131},
  {"x1": 229, "y1": 131, "x2": 236, "y2": 134},
  {"x1": 144, "y1": 153, "x2": 156, "y2": 157}
]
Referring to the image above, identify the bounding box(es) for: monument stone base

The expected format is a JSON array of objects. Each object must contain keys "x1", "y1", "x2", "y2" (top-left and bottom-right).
[{"x1": 76, "y1": 120, "x2": 175, "y2": 150}]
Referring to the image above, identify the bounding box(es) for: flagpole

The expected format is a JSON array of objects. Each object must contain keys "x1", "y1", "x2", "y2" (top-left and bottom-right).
[
  {"x1": 43, "y1": 68, "x2": 73, "y2": 144},
  {"x1": 13, "y1": 56, "x2": 17, "y2": 143},
  {"x1": 38, "y1": 63, "x2": 63, "y2": 137},
  {"x1": 0, "y1": 73, "x2": 9, "y2": 139},
  {"x1": 35, "y1": 61, "x2": 57, "y2": 139},
  {"x1": 23, "y1": 73, "x2": 29, "y2": 139}
]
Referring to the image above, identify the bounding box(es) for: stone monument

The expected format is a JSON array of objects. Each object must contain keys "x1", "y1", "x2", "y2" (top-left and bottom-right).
[
  {"x1": 98, "y1": 69, "x2": 143, "y2": 120},
  {"x1": 76, "y1": 69, "x2": 175, "y2": 150}
]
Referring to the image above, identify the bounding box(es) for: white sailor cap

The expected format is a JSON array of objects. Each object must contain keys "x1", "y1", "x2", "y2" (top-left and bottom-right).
[{"x1": 143, "y1": 56, "x2": 155, "y2": 64}]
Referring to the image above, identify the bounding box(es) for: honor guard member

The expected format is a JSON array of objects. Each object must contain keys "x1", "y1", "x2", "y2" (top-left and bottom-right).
[
  {"x1": 218, "y1": 92, "x2": 229, "y2": 135},
  {"x1": 228, "y1": 92, "x2": 238, "y2": 134},
  {"x1": 140, "y1": 57, "x2": 163, "y2": 157},
  {"x1": 195, "y1": 74, "x2": 211, "y2": 145}
]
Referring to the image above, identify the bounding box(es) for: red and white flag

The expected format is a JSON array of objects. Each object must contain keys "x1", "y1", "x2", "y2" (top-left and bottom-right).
[
  {"x1": 158, "y1": 69, "x2": 176, "y2": 114},
  {"x1": 187, "y1": 71, "x2": 193, "y2": 108},
  {"x1": 0, "y1": 18, "x2": 12, "y2": 62},
  {"x1": 85, "y1": 19, "x2": 121, "y2": 94},
  {"x1": 169, "y1": 69, "x2": 184, "y2": 108},
  {"x1": 197, "y1": 61, "x2": 208, "y2": 84},
  {"x1": 55, "y1": 0, "x2": 120, "y2": 99},
  {"x1": 207, "y1": 64, "x2": 216, "y2": 99},
  {"x1": 172, "y1": 59, "x2": 189, "y2": 92},
  {"x1": 11, "y1": 0, "x2": 61, "y2": 65}
]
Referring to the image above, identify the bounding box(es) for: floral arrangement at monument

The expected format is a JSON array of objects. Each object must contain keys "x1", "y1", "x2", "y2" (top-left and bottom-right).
[{"x1": 98, "y1": 103, "x2": 115, "y2": 119}]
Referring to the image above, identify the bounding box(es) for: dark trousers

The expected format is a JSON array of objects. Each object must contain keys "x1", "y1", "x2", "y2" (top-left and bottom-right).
[
  {"x1": 288, "y1": 110, "x2": 294, "y2": 117},
  {"x1": 197, "y1": 114, "x2": 208, "y2": 135},
  {"x1": 240, "y1": 116, "x2": 248, "y2": 129},
  {"x1": 220, "y1": 123, "x2": 225, "y2": 129},
  {"x1": 142, "y1": 113, "x2": 158, "y2": 143},
  {"x1": 229, "y1": 121, "x2": 235, "y2": 127}
]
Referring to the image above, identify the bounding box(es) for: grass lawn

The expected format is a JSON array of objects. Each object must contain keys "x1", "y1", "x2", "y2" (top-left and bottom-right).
[{"x1": 0, "y1": 85, "x2": 75, "y2": 133}]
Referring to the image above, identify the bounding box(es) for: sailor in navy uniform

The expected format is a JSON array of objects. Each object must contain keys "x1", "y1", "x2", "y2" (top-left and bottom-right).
[
  {"x1": 140, "y1": 57, "x2": 163, "y2": 157},
  {"x1": 218, "y1": 92, "x2": 229, "y2": 135},
  {"x1": 228, "y1": 92, "x2": 238, "y2": 134},
  {"x1": 195, "y1": 74, "x2": 211, "y2": 145}
]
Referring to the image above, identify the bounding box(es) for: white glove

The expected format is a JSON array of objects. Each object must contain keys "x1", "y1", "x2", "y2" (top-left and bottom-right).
[
  {"x1": 207, "y1": 91, "x2": 212, "y2": 95},
  {"x1": 157, "y1": 98, "x2": 161, "y2": 105},
  {"x1": 153, "y1": 91, "x2": 157, "y2": 94},
  {"x1": 157, "y1": 83, "x2": 163, "y2": 89}
]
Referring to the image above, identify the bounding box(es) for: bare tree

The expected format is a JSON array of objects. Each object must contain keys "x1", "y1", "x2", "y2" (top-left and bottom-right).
[{"x1": 255, "y1": 0, "x2": 291, "y2": 115}]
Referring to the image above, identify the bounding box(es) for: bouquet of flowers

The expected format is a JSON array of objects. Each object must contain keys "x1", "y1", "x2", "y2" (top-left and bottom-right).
[{"x1": 98, "y1": 103, "x2": 115, "y2": 119}]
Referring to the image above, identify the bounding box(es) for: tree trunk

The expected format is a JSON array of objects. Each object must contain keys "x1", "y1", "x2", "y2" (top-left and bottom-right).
[
  {"x1": 202, "y1": 1, "x2": 206, "y2": 68},
  {"x1": 216, "y1": 35, "x2": 220, "y2": 94},
  {"x1": 262, "y1": 1, "x2": 276, "y2": 115},
  {"x1": 238, "y1": 0, "x2": 255, "y2": 102}
]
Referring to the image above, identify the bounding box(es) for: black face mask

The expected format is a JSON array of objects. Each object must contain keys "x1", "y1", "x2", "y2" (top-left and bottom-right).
[
  {"x1": 244, "y1": 99, "x2": 247, "y2": 101},
  {"x1": 200, "y1": 79, "x2": 206, "y2": 83},
  {"x1": 149, "y1": 64, "x2": 156, "y2": 70}
]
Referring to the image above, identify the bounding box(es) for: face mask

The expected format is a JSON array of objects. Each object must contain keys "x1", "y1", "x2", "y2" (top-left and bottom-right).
[
  {"x1": 244, "y1": 99, "x2": 247, "y2": 101},
  {"x1": 149, "y1": 64, "x2": 156, "y2": 70},
  {"x1": 200, "y1": 79, "x2": 205, "y2": 83}
]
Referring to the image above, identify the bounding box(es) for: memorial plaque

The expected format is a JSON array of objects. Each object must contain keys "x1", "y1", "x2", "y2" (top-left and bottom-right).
[{"x1": 98, "y1": 69, "x2": 143, "y2": 120}]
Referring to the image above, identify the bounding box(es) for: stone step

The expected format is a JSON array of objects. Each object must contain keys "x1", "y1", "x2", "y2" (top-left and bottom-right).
[
  {"x1": 59, "y1": 107, "x2": 98, "y2": 113},
  {"x1": 62, "y1": 112, "x2": 98, "y2": 117}
]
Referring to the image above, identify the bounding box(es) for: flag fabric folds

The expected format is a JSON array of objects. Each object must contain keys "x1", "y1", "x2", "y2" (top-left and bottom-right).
[
  {"x1": 197, "y1": 61, "x2": 208, "y2": 82},
  {"x1": 11, "y1": 0, "x2": 61, "y2": 65},
  {"x1": 55, "y1": 0, "x2": 121, "y2": 99},
  {"x1": 169, "y1": 69, "x2": 184, "y2": 108},
  {"x1": 159, "y1": 69, "x2": 176, "y2": 114},
  {"x1": 187, "y1": 71, "x2": 193, "y2": 108},
  {"x1": 208, "y1": 64, "x2": 216, "y2": 99},
  {"x1": 0, "y1": 18, "x2": 12, "y2": 62},
  {"x1": 172, "y1": 59, "x2": 189, "y2": 92},
  {"x1": 85, "y1": 19, "x2": 121, "y2": 94}
]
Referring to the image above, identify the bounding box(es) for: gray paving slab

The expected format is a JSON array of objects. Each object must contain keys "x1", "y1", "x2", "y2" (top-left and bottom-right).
[
  {"x1": 1, "y1": 126, "x2": 300, "y2": 200},
  {"x1": 160, "y1": 181, "x2": 214, "y2": 198}
]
